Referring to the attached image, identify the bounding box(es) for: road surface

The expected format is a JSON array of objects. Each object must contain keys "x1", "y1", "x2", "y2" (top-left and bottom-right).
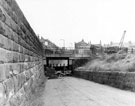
[{"x1": 42, "y1": 77, "x2": 135, "y2": 106}]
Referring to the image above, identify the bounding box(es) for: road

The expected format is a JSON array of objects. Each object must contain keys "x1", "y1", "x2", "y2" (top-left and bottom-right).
[{"x1": 42, "y1": 77, "x2": 135, "y2": 106}]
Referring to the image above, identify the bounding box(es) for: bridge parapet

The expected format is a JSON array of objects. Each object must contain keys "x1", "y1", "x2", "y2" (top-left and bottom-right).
[
  {"x1": 45, "y1": 53, "x2": 73, "y2": 58},
  {"x1": 44, "y1": 53, "x2": 91, "y2": 60}
]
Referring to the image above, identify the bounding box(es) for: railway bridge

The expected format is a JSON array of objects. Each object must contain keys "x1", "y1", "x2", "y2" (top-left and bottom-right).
[{"x1": 43, "y1": 48, "x2": 91, "y2": 72}]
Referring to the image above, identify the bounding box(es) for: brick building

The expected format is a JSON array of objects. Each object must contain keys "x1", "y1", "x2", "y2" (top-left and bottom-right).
[{"x1": 75, "y1": 39, "x2": 91, "y2": 57}]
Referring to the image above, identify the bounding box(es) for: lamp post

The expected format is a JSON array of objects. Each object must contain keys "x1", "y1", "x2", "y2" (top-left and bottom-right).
[
  {"x1": 70, "y1": 43, "x2": 72, "y2": 49},
  {"x1": 60, "y1": 39, "x2": 65, "y2": 49}
]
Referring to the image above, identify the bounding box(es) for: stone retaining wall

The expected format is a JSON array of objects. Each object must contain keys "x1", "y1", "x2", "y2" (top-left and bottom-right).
[
  {"x1": 73, "y1": 58, "x2": 90, "y2": 69},
  {"x1": 0, "y1": 0, "x2": 46, "y2": 106},
  {"x1": 74, "y1": 70, "x2": 135, "y2": 92}
]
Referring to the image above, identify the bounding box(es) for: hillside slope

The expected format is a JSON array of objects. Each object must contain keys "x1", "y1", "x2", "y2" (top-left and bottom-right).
[{"x1": 76, "y1": 53, "x2": 135, "y2": 72}]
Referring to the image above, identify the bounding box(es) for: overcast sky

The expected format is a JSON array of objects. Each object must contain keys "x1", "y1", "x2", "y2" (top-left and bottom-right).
[{"x1": 16, "y1": 0, "x2": 135, "y2": 47}]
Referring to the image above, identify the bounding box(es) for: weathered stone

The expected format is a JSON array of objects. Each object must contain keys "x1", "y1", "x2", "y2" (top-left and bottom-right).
[
  {"x1": 0, "y1": 21, "x2": 5, "y2": 35},
  {"x1": 0, "y1": 34, "x2": 5, "y2": 48},
  {"x1": 0, "y1": 0, "x2": 45, "y2": 105},
  {"x1": 3, "y1": 64, "x2": 11, "y2": 79},
  {"x1": 12, "y1": 76, "x2": 18, "y2": 93},
  {"x1": 3, "y1": 78, "x2": 15, "y2": 98},
  {"x1": 0, "y1": 8, "x2": 6, "y2": 22},
  {"x1": 0, "y1": 83, "x2": 6, "y2": 105},
  {"x1": 9, "y1": 87, "x2": 25, "y2": 106},
  {"x1": 0, "y1": 64, "x2": 7, "y2": 82},
  {"x1": 24, "y1": 71, "x2": 31, "y2": 81},
  {"x1": 16, "y1": 74, "x2": 23, "y2": 91},
  {"x1": 23, "y1": 79, "x2": 31, "y2": 93}
]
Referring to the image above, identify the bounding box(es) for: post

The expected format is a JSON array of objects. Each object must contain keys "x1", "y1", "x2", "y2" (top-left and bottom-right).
[{"x1": 60, "y1": 39, "x2": 65, "y2": 49}]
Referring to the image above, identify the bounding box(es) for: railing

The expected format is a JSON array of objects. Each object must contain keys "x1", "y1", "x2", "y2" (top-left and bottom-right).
[{"x1": 45, "y1": 53, "x2": 73, "y2": 57}]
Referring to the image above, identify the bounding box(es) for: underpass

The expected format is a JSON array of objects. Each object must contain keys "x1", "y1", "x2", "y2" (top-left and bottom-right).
[{"x1": 41, "y1": 77, "x2": 135, "y2": 106}]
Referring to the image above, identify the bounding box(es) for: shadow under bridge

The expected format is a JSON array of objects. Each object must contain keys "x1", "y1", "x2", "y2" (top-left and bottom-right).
[{"x1": 44, "y1": 57, "x2": 73, "y2": 72}]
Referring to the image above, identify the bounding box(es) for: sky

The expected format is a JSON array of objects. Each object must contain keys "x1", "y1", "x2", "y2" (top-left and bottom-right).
[{"x1": 16, "y1": 0, "x2": 135, "y2": 48}]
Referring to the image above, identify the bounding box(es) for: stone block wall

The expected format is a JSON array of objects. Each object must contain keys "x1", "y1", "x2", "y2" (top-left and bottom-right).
[
  {"x1": 0, "y1": 0, "x2": 45, "y2": 106},
  {"x1": 74, "y1": 71, "x2": 135, "y2": 92},
  {"x1": 73, "y1": 58, "x2": 89, "y2": 69}
]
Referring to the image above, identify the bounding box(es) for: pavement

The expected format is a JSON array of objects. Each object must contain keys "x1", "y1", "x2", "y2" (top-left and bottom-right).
[{"x1": 41, "y1": 77, "x2": 135, "y2": 106}]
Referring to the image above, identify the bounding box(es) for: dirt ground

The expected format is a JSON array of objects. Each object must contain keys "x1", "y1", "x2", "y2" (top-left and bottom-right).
[
  {"x1": 35, "y1": 77, "x2": 135, "y2": 106},
  {"x1": 28, "y1": 82, "x2": 46, "y2": 106}
]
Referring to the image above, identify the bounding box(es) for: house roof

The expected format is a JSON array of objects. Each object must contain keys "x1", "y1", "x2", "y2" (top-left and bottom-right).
[{"x1": 76, "y1": 39, "x2": 89, "y2": 46}]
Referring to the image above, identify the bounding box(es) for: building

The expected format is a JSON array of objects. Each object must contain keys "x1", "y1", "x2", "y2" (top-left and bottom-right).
[
  {"x1": 90, "y1": 44, "x2": 103, "y2": 55},
  {"x1": 106, "y1": 41, "x2": 135, "y2": 53},
  {"x1": 40, "y1": 37, "x2": 59, "y2": 49},
  {"x1": 40, "y1": 37, "x2": 61, "y2": 54},
  {"x1": 74, "y1": 39, "x2": 91, "y2": 57}
]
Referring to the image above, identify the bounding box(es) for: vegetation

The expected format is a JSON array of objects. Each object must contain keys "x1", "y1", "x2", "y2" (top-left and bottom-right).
[{"x1": 76, "y1": 53, "x2": 135, "y2": 72}]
